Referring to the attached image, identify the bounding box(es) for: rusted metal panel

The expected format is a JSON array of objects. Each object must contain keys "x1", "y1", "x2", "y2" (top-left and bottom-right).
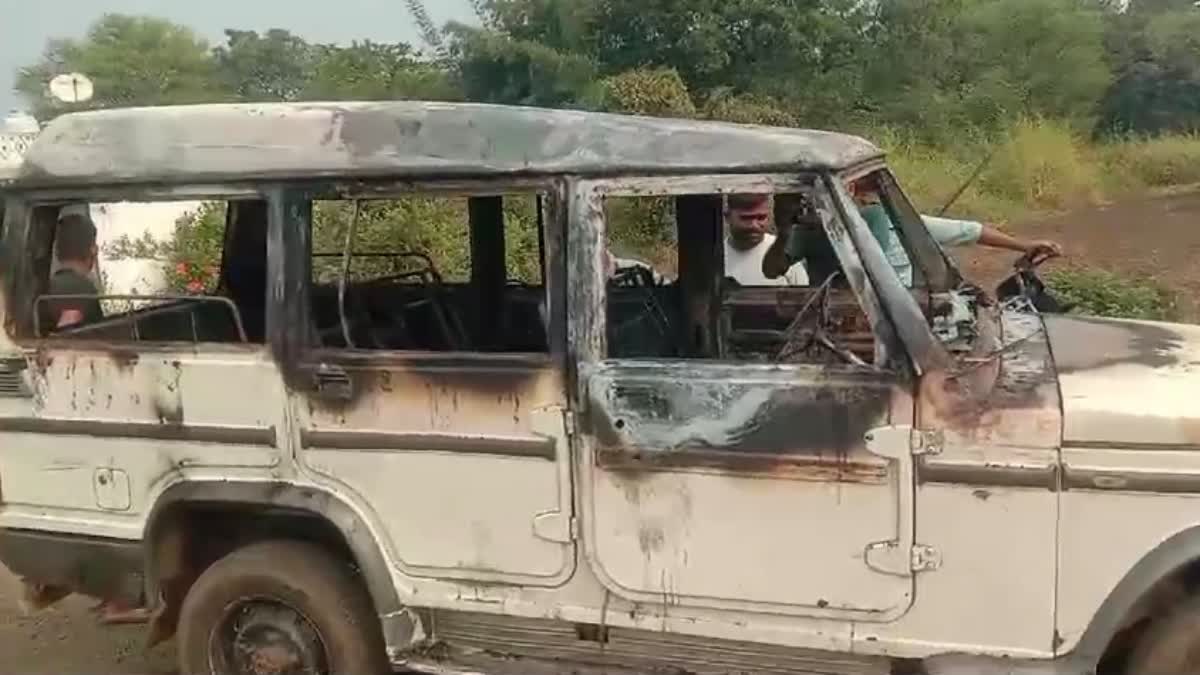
[
  {"x1": 920, "y1": 307, "x2": 1062, "y2": 451},
  {"x1": 585, "y1": 360, "x2": 893, "y2": 462},
  {"x1": 293, "y1": 354, "x2": 575, "y2": 585},
  {"x1": 299, "y1": 428, "x2": 556, "y2": 460},
  {"x1": 11, "y1": 102, "x2": 884, "y2": 189}
]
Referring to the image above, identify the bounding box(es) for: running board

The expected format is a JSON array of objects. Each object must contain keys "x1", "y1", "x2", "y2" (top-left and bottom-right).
[{"x1": 396, "y1": 610, "x2": 889, "y2": 675}]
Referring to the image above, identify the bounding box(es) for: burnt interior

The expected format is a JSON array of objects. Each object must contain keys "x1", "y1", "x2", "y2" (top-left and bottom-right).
[
  {"x1": 604, "y1": 191, "x2": 878, "y2": 365},
  {"x1": 25, "y1": 193, "x2": 553, "y2": 353},
  {"x1": 20, "y1": 182, "x2": 886, "y2": 365},
  {"x1": 36, "y1": 201, "x2": 265, "y2": 344},
  {"x1": 304, "y1": 193, "x2": 551, "y2": 354}
]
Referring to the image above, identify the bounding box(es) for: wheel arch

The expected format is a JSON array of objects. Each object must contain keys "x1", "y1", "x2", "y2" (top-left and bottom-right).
[
  {"x1": 1069, "y1": 524, "x2": 1200, "y2": 668},
  {"x1": 142, "y1": 480, "x2": 403, "y2": 629}
]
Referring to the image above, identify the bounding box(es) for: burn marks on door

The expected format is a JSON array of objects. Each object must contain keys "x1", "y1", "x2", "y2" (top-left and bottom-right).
[{"x1": 586, "y1": 361, "x2": 894, "y2": 477}]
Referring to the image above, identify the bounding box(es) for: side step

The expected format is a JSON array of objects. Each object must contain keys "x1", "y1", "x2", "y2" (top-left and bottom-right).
[{"x1": 397, "y1": 610, "x2": 889, "y2": 675}]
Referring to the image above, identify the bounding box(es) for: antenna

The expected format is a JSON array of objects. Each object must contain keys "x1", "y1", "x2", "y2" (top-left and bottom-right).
[{"x1": 48, "y1": 73, "x2": 95, "y2": 104}]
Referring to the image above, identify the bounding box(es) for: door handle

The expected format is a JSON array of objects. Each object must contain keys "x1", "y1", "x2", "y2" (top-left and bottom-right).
[{"x1": 310, "y1": 364, "x2": 354, "y2": 402}]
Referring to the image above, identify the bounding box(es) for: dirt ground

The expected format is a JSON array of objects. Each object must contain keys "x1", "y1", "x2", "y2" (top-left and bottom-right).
[
  {"x1": 0, "y1": 189, "x2": 1198, "y2": 672},
  {"x1": 957, "y1": 188, "x2": 1200, "y2": 320},
  {"x1": 0, "y1": 566, "x2": 175, "y2": 673}
]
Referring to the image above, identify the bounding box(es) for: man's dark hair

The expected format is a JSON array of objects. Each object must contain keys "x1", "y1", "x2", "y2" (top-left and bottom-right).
[
  {"x1": 56, "y1": 214, "x2": 97, "y2": 262},
  {"x1": 727, "y1": 193, "x2": 770, "y2": 211}
]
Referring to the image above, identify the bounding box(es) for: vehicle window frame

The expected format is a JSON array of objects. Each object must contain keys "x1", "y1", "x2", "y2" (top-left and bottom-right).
[
  {"x1": 827, "y1": 175, "x2": 951, "y2": 376},
  {"x1": 573, "y1": 172, "x2": 905, "y2": 373},
  {"x1": 2, "y1": 184, "x2": 273, "y2": 353},
  {"x1": 840, "y1": 163, "x2": 959, "y2": 294},
  {"x1": 284, "y1": 177, "x2": 567, "y2": 366}
]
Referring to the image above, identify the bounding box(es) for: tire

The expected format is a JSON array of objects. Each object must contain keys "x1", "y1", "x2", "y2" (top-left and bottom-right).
[
  {"x1": 1125, "y1": 594, "x2": 1200, "y2": 675},
  {"x1": 177, "y1": 539, "x2": 390, "y2": 675}
]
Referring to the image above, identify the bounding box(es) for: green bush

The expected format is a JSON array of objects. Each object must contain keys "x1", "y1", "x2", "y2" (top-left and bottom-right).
[
  {"x1": 980, "y1": 117, "x2": 1102, "y2": 211},
  {"x1": 1100, "y1": 134, "x2": 1200, "y2": 190},
  {"x1": 1046, "y1": 266, "x2": 1177, "y2": 321},
  {"x1": 599, "y1": 68, "x2": 696, "y2": 118}
]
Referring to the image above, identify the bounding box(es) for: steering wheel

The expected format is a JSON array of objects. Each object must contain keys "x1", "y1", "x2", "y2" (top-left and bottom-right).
[
  {"x1": 996, "y1": 248, "x2": 1072, "y2": 313},
  {"x1": 610, "y1": 264, "x2": 657, "y2": 289},
  {"x1": 775, "y1": 273, "x2": 867, "y2": 366},
  {"x1": 608, "y1": 264, "x2": 678, "y2": 357}
]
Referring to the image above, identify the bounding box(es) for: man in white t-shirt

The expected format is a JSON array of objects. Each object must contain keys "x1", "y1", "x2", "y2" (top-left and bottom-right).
[{"x1": 725, "y1": 193, "x2": 809, "y2": 286}]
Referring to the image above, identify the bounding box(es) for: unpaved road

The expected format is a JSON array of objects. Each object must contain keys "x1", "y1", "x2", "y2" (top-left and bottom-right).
[
  {"x1": 0, "y1": 566, "x2": 175, "y2": 674},
  {"x1": 959, "y1": 188, "x2": 1200, "y2": 320}
]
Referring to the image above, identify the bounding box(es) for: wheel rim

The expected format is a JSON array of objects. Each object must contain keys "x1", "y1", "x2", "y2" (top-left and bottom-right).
[{"x1": 209, "y1": 598, "x2": 329, "y2": 675}]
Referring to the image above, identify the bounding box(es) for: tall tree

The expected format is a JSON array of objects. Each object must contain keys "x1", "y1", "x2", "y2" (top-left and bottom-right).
[
  {"x1": 213, "y1": 29, "x2": 318, "y2": 102},
  {"x1": 444, "y1": 23, "x2": 600, "y2": 107},
  {"x1": 303, "y1": 41, "x2": 459, "y2": 101},
  {"x1": 15, "y1": 14, "x2": 224, "y2": 119}
]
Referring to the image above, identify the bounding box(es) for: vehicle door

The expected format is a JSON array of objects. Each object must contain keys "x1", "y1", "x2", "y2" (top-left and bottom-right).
[
  {"x1": 571, "y1": 174, "x2": 921, "y2": 621},
  {"x1": 283, "y1": 183, "x2": 577, "y2": 588},
  {"x1": 0, "y1": 193, "x2": 287, "y2": 535}
]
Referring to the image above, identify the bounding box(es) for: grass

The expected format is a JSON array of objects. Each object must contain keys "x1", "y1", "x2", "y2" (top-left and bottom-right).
[
  {"x1": 1045, "y1": 266, "x2": 1178, "y2": 322},
  {"x1": 878, "y1": 119, "x2": 1199, "y2": 322},
  {"x1": 879, "y1": 118, "x2": 1200, "y2": 223}
]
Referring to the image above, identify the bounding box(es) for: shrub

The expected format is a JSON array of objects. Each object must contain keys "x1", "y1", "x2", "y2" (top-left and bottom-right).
[
  {"x1": 981, "y1": 117, "x2": 1101, "y2": 211},
  {"x1": 1100, "y1": 134, "x2": 1200, "y2": 190},
  {"x1": 1046, "y1": 266, "x2": 1177, "y2": 321},
  {"x1": 599, "y1": 68, "x2": 696, "y2": 118}
]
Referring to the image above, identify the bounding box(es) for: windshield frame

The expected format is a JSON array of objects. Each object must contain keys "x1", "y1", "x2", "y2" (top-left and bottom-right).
[
  {"x1": 826, "y1": 169, "x2": 953, "y2": 375},
  {"x1": 838, "y1": 162, "x2": 962, "y2": 294}
]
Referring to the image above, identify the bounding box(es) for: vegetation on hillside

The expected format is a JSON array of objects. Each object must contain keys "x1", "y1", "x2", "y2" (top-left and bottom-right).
[{"x1": 18, "y1": 1, "x2": 1200, "y2": 320}]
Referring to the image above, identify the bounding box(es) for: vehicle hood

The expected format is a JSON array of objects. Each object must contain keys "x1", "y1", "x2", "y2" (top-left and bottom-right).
[{"x1": 1044, "y1": 314, "x2": 1200, "y2": 447}]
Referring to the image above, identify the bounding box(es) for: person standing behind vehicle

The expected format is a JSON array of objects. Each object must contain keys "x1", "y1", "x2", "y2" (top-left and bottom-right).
[
  {"x1": 38, "y1": 212, "x2": 103, "y2": 334},
  {"x1": 725, "y1": 193, "x2": 808, "y2": 286}
]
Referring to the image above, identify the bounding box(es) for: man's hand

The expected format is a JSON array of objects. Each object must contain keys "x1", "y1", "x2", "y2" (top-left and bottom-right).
[{"x1": 1025, "y1": 239, "x2": 1063, "y2": 259}]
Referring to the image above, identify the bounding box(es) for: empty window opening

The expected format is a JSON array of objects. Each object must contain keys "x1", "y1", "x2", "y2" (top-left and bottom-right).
[
  {"x1": 26, "y1": 198, "x2": 265, "y2": 345},
  {"x1": 307, "y1": 191, "x2": 551, "y2": 354},
  {"x1": 601, "y1": 184, "x2": 879, "y2": 367}
]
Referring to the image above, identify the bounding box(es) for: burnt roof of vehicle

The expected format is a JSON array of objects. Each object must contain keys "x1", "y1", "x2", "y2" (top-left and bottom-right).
[{"x1": 3, "y1": 101, "x2": 884, "y2": 188}]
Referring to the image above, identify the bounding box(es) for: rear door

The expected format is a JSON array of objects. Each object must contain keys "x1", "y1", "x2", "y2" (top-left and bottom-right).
[
  {"x1": 283, "y1": 184, "x2": 577, "y2": 587},
  {"x1": 0, "y1": 195, "x2": 286, "y2": 537}
]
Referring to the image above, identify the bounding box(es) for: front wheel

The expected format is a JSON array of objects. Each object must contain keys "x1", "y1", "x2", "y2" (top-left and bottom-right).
[
  {"x1": 1125, "y1": 595, "x2": 1200, "y2": 674},
  {"x1": 177, "y1": 540, "x2": 389, "y2": 675}
]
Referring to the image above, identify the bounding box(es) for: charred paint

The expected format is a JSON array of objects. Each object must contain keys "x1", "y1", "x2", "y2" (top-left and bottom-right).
[
  {"x1": 10, "y1": 102, "x2": 883, "y2": 190},
  {"x1": 921, "y1": 304, "x2": 1061, "y2": 450},
  {"x1": 596, "y1": 447, "x2": 889, "y2": 483},
  {"x1": 586, "y1": 361, "x2": 893, "y2": 478},
  {"x1": 299, "y1": 355, "x2": 554, "y2": 418}
]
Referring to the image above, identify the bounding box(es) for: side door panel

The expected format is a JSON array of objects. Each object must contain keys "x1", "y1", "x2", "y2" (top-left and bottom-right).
[
  {"x1": 0, "y1": 347, "x2": 281, "y2": 522},
  {"x1": 293, "y1": 354, "x2": 576, "y2": 586},
  {"x1": 581, "y1": 361, "x2": 914, "y2": 618}
]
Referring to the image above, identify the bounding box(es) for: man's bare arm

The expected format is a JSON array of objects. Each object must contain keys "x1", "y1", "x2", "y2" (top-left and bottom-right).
[
  {"x1": 763, "y1": 195, "x2": 806, "y2": 279},
  {"x1": 977, "y1": 224, "x2": 1063, "y2": 256},
  {"x1": 762, "y1": 228, "x2": 793, "y2": 279}
]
